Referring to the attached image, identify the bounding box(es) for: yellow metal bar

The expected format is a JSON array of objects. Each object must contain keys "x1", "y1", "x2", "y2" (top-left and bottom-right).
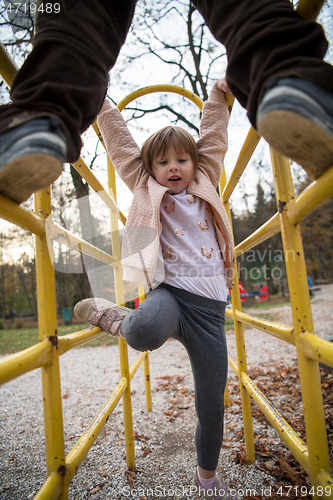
[
  {"x1": 0, "y1": 43, "x2": 18, "y2": 87},
  {"x1": 128, "y1": 350, "x2": 152, "y2": 411},
  {"x1": 0, "y1": 339, "x2": 51, "y2": 385},
  {"x1": 219, "y1": 168, "x2": 255, "y2": 464},
  {"x1": 65, "y1": 378, "x2": 127, "y2": 484},
  {"x1": 218, "y1": 167, "x2": 232, "y2": 411},
  {"x1": 129, "y1": 351, "x2": 148, "y2": 381},
  {"x1": 35, "y1": 189, "x2": 67, "y2": 498},
  {"x1": 229, "y1": 258, "x2": 255, "y2": 464},
  {"x1": 0, "y1": 194, "x2": 45, "y2": 235},
  {"x1": 296, "y1": 0, "x2": 325, "y2": 20},
  {"x1": 144, "y1": 352, "x2": 153, "y2": 412},
  {"x1": 57, "y1": 327, "x2": 107, "y2": 355},
  {"x1": 46, "y1": 220, "x2": 119, "y2": 267},
  {"x1": 138, "y1": 284, "x2": 145, "y2": 302},
  {"x1": 116, "y1": 84, "x2": 204, "y2": 112},
  {"x1": 241, "y1": 372, "x2": 310, "y2": 472},
  {"x1": 116, "y1": 335, "x2": 134, "y2": 470},
  {"x1": 234, "y1": 309, "x2": 295, "y2": 345},
  {"x1": 271, "y1": 149, "x2": 331, "y2": 493},
  {"x1": 225, "y1": 307, "x2": 233, "y2": 320},
  {"x1": 33, "y1": 471, "x2": 63, "y2": 500},
  {"x1": 71, "y1": 158, "x2": 126, "y2": 226},
  {"x1": 224, "y1": 380, "x2": 230, "y2": 408},
  {"x1": 222, "y1": 127, "x2": 261, "y2": 204},
  {"x1": 316, "y1": 470, "x2": 333, "y2": 499},
  {"x1": 300, "y1": 332, "x2": 333, "y2": 369},
  {"x1": 136, "y1": 282, "x2": 152, "y2": 412},
  {"x1": 234, "y1": 213, "x2": 280, "y2": 258},
  {"x1": 107, "y1": 157, "x2": 136, "y2": 469},
  {"x1": 228, "y1": 355, "x2": 238, "y2": 376},
  {"x1": 288, "y1": 164, "x2": 333, "y2": 225}
]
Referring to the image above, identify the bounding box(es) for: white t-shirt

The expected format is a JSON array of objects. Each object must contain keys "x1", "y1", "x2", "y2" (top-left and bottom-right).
[{"x1": 160, "y1": 190, "x2": 227, "y2": 301}]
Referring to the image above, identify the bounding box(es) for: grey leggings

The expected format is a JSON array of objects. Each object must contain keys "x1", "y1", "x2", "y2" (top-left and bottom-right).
[{"x1": 120, "y1": 283, "x2": 228, "y2": 471}]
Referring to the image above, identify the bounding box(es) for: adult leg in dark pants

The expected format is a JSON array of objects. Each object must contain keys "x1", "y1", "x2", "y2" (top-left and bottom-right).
[
  {"x1": 0, "y1": 0, "x2": 137, "y2": 161},
  {"x1": 121, "y1": 284, "x2": 228, "y2": 472},
  {"x1": 0, "y1": 0, "x2": 137, "y2": 203},
  {"x1": 193, "y1": 0, "x2": 333, "y2": 178}
]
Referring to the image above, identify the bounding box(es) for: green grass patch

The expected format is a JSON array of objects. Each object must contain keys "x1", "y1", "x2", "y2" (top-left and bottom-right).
[
  {"x1": 0, "y1": 323, "x2": 118, "y2": 355},
  {"x1": 243, "y1": 299, "x2": 291, "y2": 311},
  {"x1": 225, "y1": 317, "x2": 235, "y2": 331}
]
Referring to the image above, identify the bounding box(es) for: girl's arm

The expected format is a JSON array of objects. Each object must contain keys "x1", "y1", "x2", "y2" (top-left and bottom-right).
[
  {"x1": 97, "y1": 100, "x2": 148, "y2": 193},
  {"x1": 197, "y1": 78, "x2": 232, "y2": 187}
]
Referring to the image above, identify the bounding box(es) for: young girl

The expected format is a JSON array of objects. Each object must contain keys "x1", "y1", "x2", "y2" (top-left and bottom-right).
[{"x1": 74, "y1": 79, "x2": 238, "y2": 500}]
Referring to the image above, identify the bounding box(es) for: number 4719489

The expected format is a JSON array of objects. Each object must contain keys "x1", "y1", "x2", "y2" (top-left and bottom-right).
[
  {"x1": 6, "y1": 2, "x2": 61, "y2": 14},
  {"x1": 277, "y1": 485, "x2": 332, "y2": 497}
]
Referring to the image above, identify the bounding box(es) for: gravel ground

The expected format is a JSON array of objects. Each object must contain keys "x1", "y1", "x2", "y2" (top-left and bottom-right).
[{"x1": 0, "y1": 284, "x2": 332, "y2": 500}]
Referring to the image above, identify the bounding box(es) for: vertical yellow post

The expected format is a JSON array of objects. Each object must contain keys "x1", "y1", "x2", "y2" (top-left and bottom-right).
[
  {"x1": 108, "y1": 158, "x2": 136, "y2": 470},
  {"x1": 35, "y1": 189, "x2": 67, "y2": 499},
  {"x1": 224, "y1": 381, "x2": 230, "y2": 408},
  {"x1": 137, "y1": 284, "x2": 153, "y2": 412},
  {"x1": 143, "y1": 353, "x2": 153, "y2": 412},
  {"x1": 271, "y1": 150, "x2": 330, "y2": 495},
  {"x1": 220, "y1": 169, "x2": 255, "y2": 463}
]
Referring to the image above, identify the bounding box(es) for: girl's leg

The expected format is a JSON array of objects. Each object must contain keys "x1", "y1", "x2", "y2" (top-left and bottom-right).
[
  {"x1": 74, "y1": 286, "x2": 183, "y2": 351},
  {"x1": 188, "y1": 311, "x2": 228, "y2": 473},
  {"x1": 162, "y1": 285, "x2": 228, "y2": 472},
  {"x1": 120, "y1": 286, "x2": 183, "y2": 352}
]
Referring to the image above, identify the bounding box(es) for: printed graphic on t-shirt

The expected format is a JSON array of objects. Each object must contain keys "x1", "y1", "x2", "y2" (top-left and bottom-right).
[
  {"x1": 186, "y1": 195, "x2": 196, "y2": 204},
  {"x1": 201, "y1": 246, "x2": 213, "y2": 258},
  {"x1": 160, "y1": 190, "x2": 224, "y2": 273},
  {"x1": 197, "y1": 220, "x2": 209, "y2": 231},
  {"x1": 162, "y1": 247, "x2": 173, "y2": 259},
  {"x1": 164, "y1": 201, "x2": 175, "y2": 214},
  {"x1": 159, "y1": 190, "x2": 227, "y2": 299}
]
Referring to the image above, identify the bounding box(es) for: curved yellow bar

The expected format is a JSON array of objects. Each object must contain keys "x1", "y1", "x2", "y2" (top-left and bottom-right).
[
  {"x1": 117, "y1": 84, "x2": 203, "y2": 111},
  {"x1": 0, "y1": 194, "x2": 45, "y2": 236}
]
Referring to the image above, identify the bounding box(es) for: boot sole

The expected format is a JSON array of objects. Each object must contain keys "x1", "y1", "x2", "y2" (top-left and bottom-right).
[
  {"x1": 0, "y1": 153, "x2": 63, "y2": 203},
  {"x1": 258, "y1": 109, "x2": 333, "y2": 179}
]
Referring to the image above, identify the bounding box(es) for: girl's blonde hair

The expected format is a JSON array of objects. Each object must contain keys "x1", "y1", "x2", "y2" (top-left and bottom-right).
[{"x1": 141, "y1": 126, "x2": 199, "y2": 177}]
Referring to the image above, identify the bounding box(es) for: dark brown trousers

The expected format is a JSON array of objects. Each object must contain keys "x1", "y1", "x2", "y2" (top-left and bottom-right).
[{"x1": 1, "y1": 0, "x2": 332, "y2": 162}]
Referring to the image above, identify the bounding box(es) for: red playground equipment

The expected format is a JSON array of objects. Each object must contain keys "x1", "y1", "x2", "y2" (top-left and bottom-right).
[{"x1": 227, "y1": 282, "x2": 269, "y2": 302}]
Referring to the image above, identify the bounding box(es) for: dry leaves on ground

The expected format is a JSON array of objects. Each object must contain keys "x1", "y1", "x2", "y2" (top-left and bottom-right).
[{"x1": 230, "y1": 363, "x2": 333, "y2": 499}]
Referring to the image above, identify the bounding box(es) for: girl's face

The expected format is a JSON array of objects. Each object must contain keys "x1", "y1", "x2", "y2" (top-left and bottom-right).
[{"x1": 152, "y1": 145, "x2": 195, "y2": 194}]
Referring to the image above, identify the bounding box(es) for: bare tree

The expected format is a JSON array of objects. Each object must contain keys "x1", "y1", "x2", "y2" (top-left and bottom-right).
[{"x1": 109, "y1": 0, "x2": 227, "y2": 136}]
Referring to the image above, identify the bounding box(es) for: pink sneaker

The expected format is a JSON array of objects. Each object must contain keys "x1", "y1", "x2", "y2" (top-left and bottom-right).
[{"x1": 73, "y1": 298, "x2": 130, "y2": 336}]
